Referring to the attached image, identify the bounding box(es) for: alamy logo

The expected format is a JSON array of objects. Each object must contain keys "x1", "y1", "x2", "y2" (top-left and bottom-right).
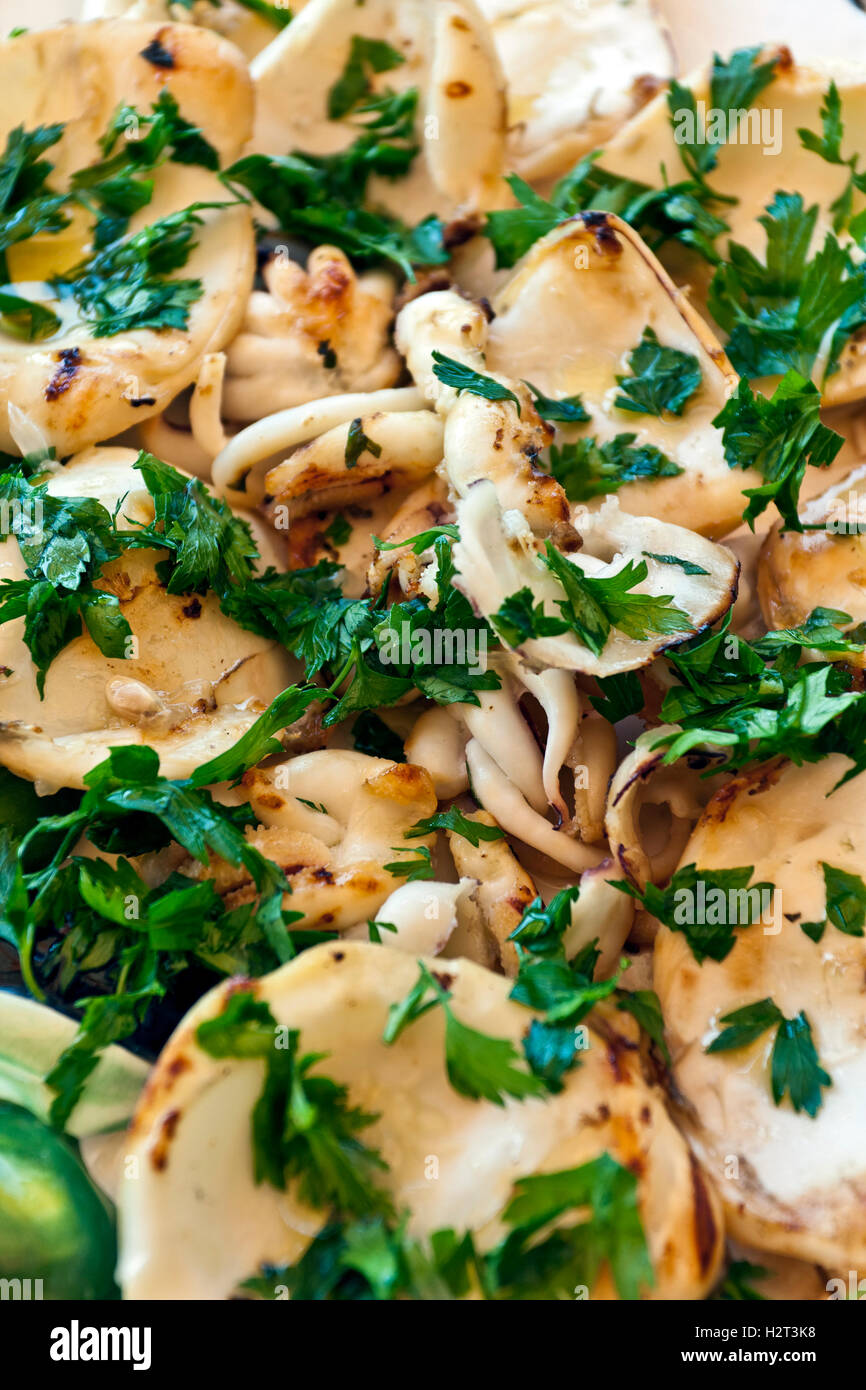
[
  {"x1": 672, "y1": 101, "x2": 782, "y2": 156},
  {"x1": 377, "y1": 623, "x2": 487, "y2": 675},
  {"x1": 821, "y1": 491, "x2": 866, "y2": 534},
  {"x1": 0, "y1": 1277, "x2": 43, "y2": 1299},
  {"x1": 827, "y1": 1271, "x2": 866, "y2": 1300},
  {"x1": 673, "y1": 881, "x2": 782, "y2": 934},
  {"x1": 50, "y1": 1321, "x2": 152, "y2": 1372},
  {"x1": 0, "y1": 497, "x2": 43, "y2": 539}
]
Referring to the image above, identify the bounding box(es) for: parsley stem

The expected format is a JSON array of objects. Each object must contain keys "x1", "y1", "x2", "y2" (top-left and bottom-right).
[
  {"x1": 17, "y1": 923, "x2": 44, "y2": 1002},
  {"x1": 322, "y1": 648, "x2": 359, "y2": 701}
]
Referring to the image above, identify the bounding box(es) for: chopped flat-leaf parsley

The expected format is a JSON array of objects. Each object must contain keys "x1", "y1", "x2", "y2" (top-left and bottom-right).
[
  {"x1": 491, "y1": 550, "x2": 691, "y2": 657},
  {"x1": 0, "y1": 288, "x2": 59, "y2": 341},
  {"x1": 72, "y1": 91, "x2": 219, "y2": 247},
  {"x1": 233, "y1": 0, "x2": 293, "y2": 28},
  {"x1": 507, "y1": 886, "x2": 624, "y2": 1089},
  {"x1": 383, "y1": 846, "x2": 434, "y2": 882},
  {"x1": 0, "y1": 122, "x2": 68, "y2": 281},
  {"x1": 547, "y1": 434, "x2": 683, "y2": 502},
  {"x1": 0, "y1": 469, "x2": 131, "y2": 694},
  {"x1": 405, "y1": 808, "x2": 504, "y2": 846},
  {"x1": 241, "y1": 1151, "x2": 653, "y2": 1301},
  {"x1": 197, "y1": 992, "x2": 392, "y2": 1212},
  {"x1": 0, "y1": 745, "x2": 309, "y2": 1127},
  {"x1": 373, "y1": 523, "x2": 459, "y2": 554},
  {"x1": 616, "y1": 989, "x2": 671, "y2": 1065},
  {"x1": 222, "y1": 89, "x2": 448, "y2": 278},
  {"x1": 542, "y1": 547, "x2": 691, "y2": 655},
  {"x1": 803, "y1": 862, "x2": 866, "y2": 941},
  {"x1": 53, "y1": 202, "x2": 218, "y2": 337},
  {"x1": 797, "y1": 81, "x2": 866, "y2": 233},
  {"x1": 589, "y1": 671, "x2": 644, "y2": 723},
  {"x1": 712, "y1": 370, "x2": 843, "y2": 530},
  {"x1": 614, "y1": 863, "x2": 775, "y2": 964},
  {"x1": 383, "y1": 961, "x2": 547, "y2": 1104},
  {"x1": 614, "y1": 327, "x2": 702, "y2": 417},
  {"x1": 323, "y1": 513, "x2": 352, "y2": 548},
  {"x1": 642, "y1": 551, "x2": 709, "y2": 576},
  {"x1": 345, "y1": 417, "x2": 382, "y2": 469},
  {"x1": 708, "y1": 191, "x2": 866, "y2": 384},
  {"x1": 483, "y1": 50, "x2": 777, "y2": 271},
  {"x1": 525, "y1": 383, "x2": 589, "y2": 422},
  {"x1": 706, "y1": 997, "x2": 831, "y2": 1116},
  {"x1": 652, "y1": 608, "x2": 866, "y2": 774},
  {"x1": 431, "y1": 353, "x2": 522, "y2": 413},
  {"x1": 328, "y1": 36, "x2": 405, "y2": 121}
]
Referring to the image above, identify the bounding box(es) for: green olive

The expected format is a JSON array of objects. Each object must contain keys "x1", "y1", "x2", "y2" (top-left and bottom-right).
[{"x1": 0, "y1": 1100, "x2": 118, "y2": 1299}]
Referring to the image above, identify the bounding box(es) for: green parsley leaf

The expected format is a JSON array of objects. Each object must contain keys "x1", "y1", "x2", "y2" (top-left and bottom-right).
[
  {"x1": 820, "y1": 861, "x2": 866, "y2": 936},
  {"x1": 235, "y1": 0, "x2": 293, "y2": 29},
  {"x1": 485, "y1": 159, "x2": 728, "y2": 271},
  {"x1": 0, "y1": 470, "x2": 131, "y2": 693},
  {"x1": 72, "y1": 90, "x2": 219, "y2": 247},
  {"x1": 383, "y1": 961, "x2": 547, "y2": 1105},
  {"x1": 3, "y1": 750, "x2": 310, "y2": 1128},
  {"x1": 643, "y1": 551, "x2": 709, "y2": 576},
  {"x1": 373, "y1": 524, "x2": 459, "y2": 554},
  {"x1": 484, "y1": 53, "x2": 776, "y2": 275},
  {"x1": 614, "y1": 326, "x2": 702, "y2": 417},
  {"x1": 705, "y1": 996, "x2": 783, "y2": 1051},
  {"x1": 0, "y1": 122, "x2": 69, "y2": 281},
  {"x1": 653, "y1": 607, "x2": 866, "y2": 772},
  {"x1": 0, "y1": 288, "x2": 59, "y2": 341},
  {"x1": 709, "y1": 47, "x2": 780, "y2": 123},
  {"x1": 489, "y1": 586, "x2": 568, "y2": 649},
  {"x1": 589, "y1": 671, "x2": 644, "y2": 723},
  {"x1": 190, "y1": 685, "x2": 320, "y2": 787},
  {"x1": 495, "y1": 1154, "x2": 654, "y2": 1300},
  {"x1": 543, "y1": 546, "x2": 691, "y2": 655},
  {"x1": 241, "y1": 1149, "x2": 655, "y2": 1300},
  {"x1": 53, "y1": 203, "x2": 215, "y2": 336},
  {"x1": 772, "y1": 1011, "x2": 832, "y2": 1117},
  {"x1": 366, "y1": 919, "x2": 398, "y2": 943},
  {"x1": 507, "y1": 888, "x2": 620, "y2": 1090},
  {"x1": 128, "y1": 451, "x2": 260, "y2": 594},
  {"x1": 323, "y1": 513, "x2": 352, "y2": 548},
  {"x1": 383, "y1": 846, "x2": 434, "y2": 881},
  {"x1": 613, "y1": 863, "x2": 775, "y2": 963},
  {"x1": 752, "y1": 607, "x2": 866, "y2": 658},
  {"x1": 221, "y1": 91, "x2": 448, "y2": 278},
  {"x1": 709, "y1": 192, "x2": 866, "y2": 382},
  {"x1": 483, "y1": 174, "x2": 563, "y2": 269},
  {"x1": 46, "y1": 985, "x2": 161, "y2": 1129},
  {"x1": 524, "y1": 382, "x2": 589, "y2": 422},
  {"x1": 431, "y1": 352, "x2": 521, "y2": 413},
  {"x1": 706, "y1": 997, "x2": 831, "y2": 1117},
  {"x1": 328, "y1": 36, "x2": 406, "y2": 121},
  {"x1": 0, "y1": 767, "x2": 76, "y2": 840},
  {"x1": 197, "y1": 993, "x2": 392, "y2": 1213},
  {"x1": 405, "y1": 808, "x2": 504, "y2": 846},
  {"x1": 509, "y1": 886, "x2": 582, "y2": 958},
  {"x1": 548, "y1": 434, "x2": 683, "y2": 502},
  {"x1": 345, "y1": 417, "x2": 383, "y2": 468},
  {"x1": 616, "y1": 989, "x2": 671, "y2": 1064},
  {"x1": 669, "y1": 47, "x2": 778, "y2": 190},
  {"x1": 712, "y1": 370, "x2": 843, "y2": 530},
  {"x1": 797, "y1": 81, "x2": 866, "y2": 233}
]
